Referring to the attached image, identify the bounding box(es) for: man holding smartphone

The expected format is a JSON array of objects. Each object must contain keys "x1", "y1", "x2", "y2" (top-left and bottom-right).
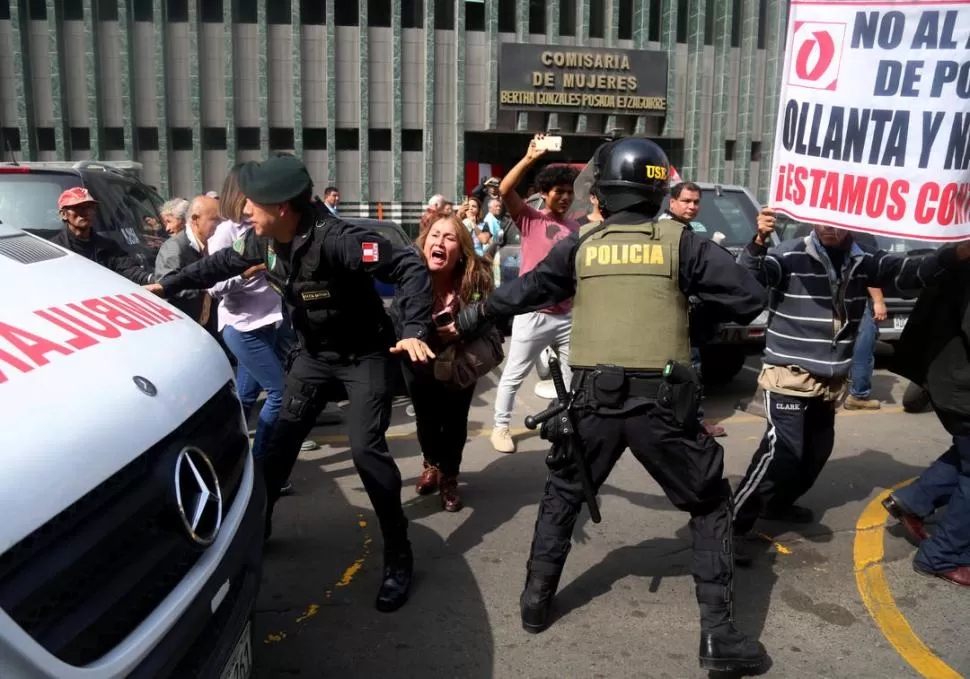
[{"x1": 490, "y1": 134, "x2": 579, "y2": 454}]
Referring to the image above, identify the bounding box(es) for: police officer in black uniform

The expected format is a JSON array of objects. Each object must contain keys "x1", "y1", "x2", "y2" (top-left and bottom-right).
[
  {"x1": 146, "y1": 155, "x2": 434, "y2": 613},
  {"x1": 455, "y1": 138, "x2": 769, "y2": 672}
]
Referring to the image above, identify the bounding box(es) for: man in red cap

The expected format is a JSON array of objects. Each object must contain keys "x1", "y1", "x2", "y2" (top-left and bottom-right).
[{"x1": 50, "y1": 187, "x2": 154, "y2": 283}]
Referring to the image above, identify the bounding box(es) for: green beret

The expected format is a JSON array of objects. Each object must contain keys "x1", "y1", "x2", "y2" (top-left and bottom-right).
[{"x1": 238, "y1": 155, "x2": 313, "y2": 204}]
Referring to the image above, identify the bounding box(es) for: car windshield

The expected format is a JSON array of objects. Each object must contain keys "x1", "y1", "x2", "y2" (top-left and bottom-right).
[
  {"x1": 661, "y1": 189, "x2": 759, "y2": 248},
  {"x1": 0, "y1": 172, "x2": 80, "y2": 232}
]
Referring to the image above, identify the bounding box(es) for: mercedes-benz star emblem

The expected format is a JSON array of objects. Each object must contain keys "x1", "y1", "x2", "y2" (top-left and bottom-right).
[
  {"x1": 133, "y1": 376, "x2": 157, "y2": 397},
  {"x1": 174, "y1": 446, "x2": 223, "y2": 547}
]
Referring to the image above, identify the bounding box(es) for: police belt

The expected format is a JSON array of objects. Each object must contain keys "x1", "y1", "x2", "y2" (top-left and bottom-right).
[{"x1": 573, "y1": 368, "x2": 664, "y2": 401}]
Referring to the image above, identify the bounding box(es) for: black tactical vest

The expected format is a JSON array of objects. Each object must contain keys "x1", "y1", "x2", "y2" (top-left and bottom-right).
[{"x1": 260, "y1": 209, "x2": 394, "y2": 356}]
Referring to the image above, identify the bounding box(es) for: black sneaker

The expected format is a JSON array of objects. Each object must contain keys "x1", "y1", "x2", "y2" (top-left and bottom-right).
[
  {"x1": 699, "y1": 625, "x2": 769, "y2": 673},
  {"x1": 376, "y1": 545, "x2": 413, "y2": 613}
]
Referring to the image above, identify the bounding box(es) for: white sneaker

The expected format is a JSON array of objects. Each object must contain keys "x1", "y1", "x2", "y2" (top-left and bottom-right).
[
  {"x1": 490, "y1": 427, "x2": 516, "y2": 454},
  {"x1": 534, "y1": 380, "x2": 558, "y2": 400}
]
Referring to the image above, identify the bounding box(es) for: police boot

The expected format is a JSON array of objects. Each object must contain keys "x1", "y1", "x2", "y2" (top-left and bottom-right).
[
  {"x1": 697, "y1": 586, "x2": 768, "y2": 673},
  {"x1": 520, "y1": 560, "x2": 562, "y2": 633},
  {"x1": 376, "y1": 542, "x2": 413, "y2": 613}
]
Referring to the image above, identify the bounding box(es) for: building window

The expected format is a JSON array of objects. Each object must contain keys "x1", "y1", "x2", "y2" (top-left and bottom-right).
[
  {"x1": 368, "y1": 129, "x2": 391, "y2": 151},
  {"x1": 233, "y1": 0, "x2": 257, "y2": 24},
  {"x1": 170, "y1": 127, "x2": 192, "y2": 151},
  {"x1": 301, "y1": 0, "x2": 325, "y2": 25},
  {"x1": 303, "y1": 127, "x2": 328, "y2": 149},
  {"x1": 266, "y1": 0, "x2": 291, "y2": 23},
  {"x1": 724, "y1": 140, "x2": 735, "y2": 162},
  {"x1": 704, "y1": 0, "x2": 714, "y2": 45},
  {"x1": 676, "y1": 0, "x2": 687, "y2": 43},
  {"x1": 335, "y1": 128, "x2": 359, "y2": 151},
  {"x1": 619, "y1": 0, "x2": 633, "y2": 40},
  {"x1": 434, "y1": 0, "x2": 453, "y2": 29},
  {"x1": 269, "y1": 127, "x2": 295, "y2": 150},
  {"x1": 466, "y1": 1, "x2": 484, "y2": 31},
  {"x1": 402, "y1": 0, "x2": 422, "y2": 28},
  {"x1": 731, "y1": 0, "x2": 741, "y2": 47},
  {"x1": 70, "y1": 128, "x2": 91, "y2": 151},
  {"x1": 369, "y1": 0, "x2": 390, "y2": 27},
  {"x1": 751, "y1": 141, "x2": 761, "y2": 163},
  {"x1": 589, "y1": 0, "x2": 604, "y2": 38},
  {"x1": 756, "y1": 0, "x2": 767, "y2": 48},
  {"x1": 0, "y1": 128, "x2": 21, "y2": 152},
  {"x1": 62, "y1": 0, "x2": 83, "y2": 20},
  {"x1": 97, "y1": 0, "x2": 119, "y2": 20},
  {"x1": 649, "y1": 0, "x2": 661, "y2": 41},
  {"x1": 237, "y1": 127, "x2": 260, "y2": 150},
  {"x1": 133, "y1": 0, "x2": 153, "y2": 22},
  {"x1": 200, "y1": 0, "x2": 222, "y2": 22},
  {"x1": 137, "y1": 127, "x2": 159, "y2": 151},
  {"x1": 334, "y1": 1, "x2": 357, "y2": 25},
  {"x1": 202, "y1": 127, "x2": 227, "y2": 150},
  {"x1": 402, "y1": 129, "x2": 422, "y2": 152},
  {"x1": 0, "y1": 1, "x2": 9, "y2": 21},
  {"x1": 28, "y1": 0, "x2": 46, "y2": 19},
  {"x1": 559, "y1": 0, "x2": 575, "y2": 36},
  {"x1": 166, "y1": 0, "x2": 188, "y2": 22},
  {"x1": 103, "y1": 127, "x2": 126, "y2": 151},
  {"x1": 498, "y1": 0, "x2": 514, "y2": 32},
  {"x1": 37, "y1": 128, "x2": 56, "y2": 153},
  {"x1": 528, "y1": 0, "x2": 544, "y2": 34}
]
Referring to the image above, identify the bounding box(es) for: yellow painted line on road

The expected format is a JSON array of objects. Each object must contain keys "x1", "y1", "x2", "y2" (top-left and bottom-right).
[
  {"x1": 853, "y1": 482, "x2": 962, "y2": 679},
  {"x1": 263, "y1": 514, "x2": 372, "y2": 645},
  {"x1": 307, "y1": 406, "x2": 902, "y2": 446}
]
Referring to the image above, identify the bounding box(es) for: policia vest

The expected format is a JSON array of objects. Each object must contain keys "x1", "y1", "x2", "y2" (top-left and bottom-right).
[{"x1": 569, "y1": 218, "x2": 691, "y2": 371}]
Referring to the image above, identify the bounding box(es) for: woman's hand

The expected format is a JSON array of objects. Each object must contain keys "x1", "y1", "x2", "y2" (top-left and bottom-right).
[
  {"x1": 436, "y1": 322, "x2": 459, "y2": 343},
  {"x1": 390, "y1": 337, "x2": 436, "y2": 363}
]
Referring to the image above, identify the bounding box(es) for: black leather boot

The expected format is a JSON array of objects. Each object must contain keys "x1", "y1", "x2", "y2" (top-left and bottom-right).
[
  {"x1": 699, "y1": 623, "x2": 769, "y2": 673},
  {"x1": 376, "y1": 543, "x2": 413, "y2": 613},
  {"x1": 520, "y1": 560, "x2": 562, "y2": 633}
]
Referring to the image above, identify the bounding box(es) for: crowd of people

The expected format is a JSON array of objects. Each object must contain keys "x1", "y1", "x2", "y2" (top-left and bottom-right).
[{"x1": 46, "y1": 134, "x2": 970, "y2": 674}]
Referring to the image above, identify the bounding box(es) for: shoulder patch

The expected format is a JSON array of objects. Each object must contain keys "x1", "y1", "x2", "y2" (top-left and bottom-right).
[
  {"x1": 232, "y1": 237, "x2": 246, "y2": 254},
  {"x1": 362, "y1": 242, "x2": 380, "y2": 263}
]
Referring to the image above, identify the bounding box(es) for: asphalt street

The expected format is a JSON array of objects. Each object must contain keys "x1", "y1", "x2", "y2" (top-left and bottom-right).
[{"x1": 251, "y1": 357, "x2": 968, "y2": 679}]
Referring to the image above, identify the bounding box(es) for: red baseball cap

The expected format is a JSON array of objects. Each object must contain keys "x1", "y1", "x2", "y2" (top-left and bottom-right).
[{"x1": 57, "y1": 187, "x2": 98, "y2": 210}]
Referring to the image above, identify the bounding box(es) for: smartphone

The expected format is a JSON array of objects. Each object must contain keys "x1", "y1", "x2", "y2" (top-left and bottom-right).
[
  {"x1": 535, "y1": 135, "x2": 563, "y2": 152},
  {"x1": 434, "y1": 311, "x2": 455, "y2": 327}
]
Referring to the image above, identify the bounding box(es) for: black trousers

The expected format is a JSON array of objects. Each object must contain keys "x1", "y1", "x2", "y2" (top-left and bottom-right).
[
  {"x1": 261, "y1": 349, "x2": 408, "y2": 551},
  {"x1": 529, "y1": 401, "x2": 736, "y2": 630},
  {"x1": 400, "y1": 363, "x2": 476, "y2": 477},
  {"x1": 733, "y1": 391, "x2": 836, "y2": 535}
]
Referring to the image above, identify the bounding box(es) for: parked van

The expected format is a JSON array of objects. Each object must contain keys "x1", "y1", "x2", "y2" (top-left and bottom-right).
[{"x1": 0, "y1": 224, "x2": 263, "y2": 678}]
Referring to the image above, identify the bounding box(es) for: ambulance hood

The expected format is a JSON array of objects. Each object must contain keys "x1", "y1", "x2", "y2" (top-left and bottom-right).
[{"x1": 0, "y1": 227, "x2": 235, "y2": 552}]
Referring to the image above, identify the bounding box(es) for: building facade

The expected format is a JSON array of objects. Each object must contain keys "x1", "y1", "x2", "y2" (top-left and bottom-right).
[{"x1": 0, "y1": 0, "x2": 788, "y2": 220}]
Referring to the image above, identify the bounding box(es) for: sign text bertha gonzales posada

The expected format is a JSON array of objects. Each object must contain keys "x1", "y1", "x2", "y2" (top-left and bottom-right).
[{"x1": 769, "y1": 0, "x2": 970, "y2": 241}]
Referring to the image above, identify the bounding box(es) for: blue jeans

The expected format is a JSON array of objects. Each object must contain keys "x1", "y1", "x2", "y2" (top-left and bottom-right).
[
  {"x1": 850, "y1": 303, "x2": 878, "y2": 398},
  {"x1": 894, "y1": 435, "x2": 970, "y2": 571},
  {"x1": 223, "y1": 323, "x2": 285, "y2": 459}
]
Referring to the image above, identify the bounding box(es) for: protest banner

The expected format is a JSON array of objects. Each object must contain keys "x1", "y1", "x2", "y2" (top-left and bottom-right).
[{"x1": 769, "y1": 0, "x2": 970, "y2": 241}]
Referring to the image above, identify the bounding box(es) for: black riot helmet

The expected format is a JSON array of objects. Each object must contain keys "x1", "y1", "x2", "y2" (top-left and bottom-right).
[{"x1": 593, "y1": 137, "x2": 671, "y2": 215}]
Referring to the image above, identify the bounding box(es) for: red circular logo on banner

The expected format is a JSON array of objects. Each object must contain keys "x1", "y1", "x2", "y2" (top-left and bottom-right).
[{"x1": 788, "y1": 21, "x2": 846, "y2": 91}]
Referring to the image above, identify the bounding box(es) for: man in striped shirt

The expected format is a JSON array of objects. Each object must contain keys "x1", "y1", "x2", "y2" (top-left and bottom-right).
[{"x1": 732, "y1": 208, "x2": 970, "y2": 548}]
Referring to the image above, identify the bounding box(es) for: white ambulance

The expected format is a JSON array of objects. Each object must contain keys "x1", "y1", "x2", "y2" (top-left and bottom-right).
[{"x1": 0, "y1": 224, "x2": 263, "y2": 678}]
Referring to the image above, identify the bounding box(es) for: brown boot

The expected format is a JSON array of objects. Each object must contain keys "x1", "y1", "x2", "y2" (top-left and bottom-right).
[
  {"x1": 439, "y1": 475, "x2": 463, "y2": 512},
  {"x1": 416, "y1": 460, "x2": 439, "y2": 495}
]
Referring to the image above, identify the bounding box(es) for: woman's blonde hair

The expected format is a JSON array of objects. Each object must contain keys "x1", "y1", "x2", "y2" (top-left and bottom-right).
[
  {"x1": 218, "y1": 164, "x2": 247, "y2": 223},
  {"x1": 416, "y1": 215, "x2": 494, "y2": 304}
]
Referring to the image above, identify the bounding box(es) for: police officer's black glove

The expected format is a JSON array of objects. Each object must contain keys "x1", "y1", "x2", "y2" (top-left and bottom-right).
[
  {"x1": 539, "y1": 412, "x2": 566, "y2": 444},
  {"x1": 454, "y1": 302, "x2": 486, "y2": 336}
]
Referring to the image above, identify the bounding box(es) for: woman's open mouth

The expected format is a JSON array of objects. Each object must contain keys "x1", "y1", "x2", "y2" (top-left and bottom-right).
[{"x1": 430, "y1": 247, "x2": 447, "y2": 263}]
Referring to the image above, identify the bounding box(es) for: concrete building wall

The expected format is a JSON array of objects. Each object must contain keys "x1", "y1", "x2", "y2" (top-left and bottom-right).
[{"x1": 0, "y1": 0, "x2": 789, "y2": 217}]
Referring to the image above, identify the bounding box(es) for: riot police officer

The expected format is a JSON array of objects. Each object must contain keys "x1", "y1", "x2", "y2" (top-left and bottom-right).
[
  {"x1": 455, "y1": 138, "x2": 769, "y2": 672},
  {"x1": 146, "y1": 155, "x2": 435, "y2": 613}
]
